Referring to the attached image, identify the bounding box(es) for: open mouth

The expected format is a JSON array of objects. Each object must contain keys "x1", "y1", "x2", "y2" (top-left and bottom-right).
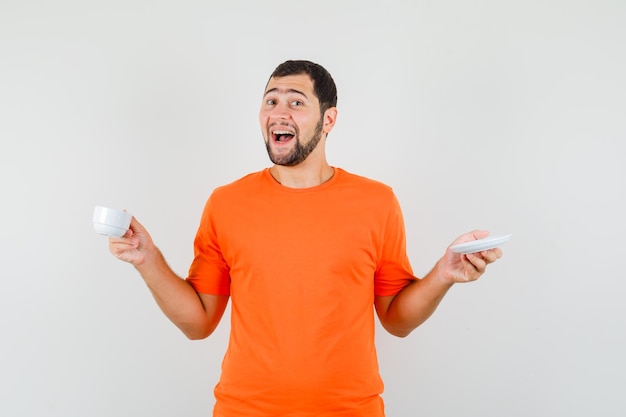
[{"x1": 271, "y1": 129, "x2": 295, "y2": 143}]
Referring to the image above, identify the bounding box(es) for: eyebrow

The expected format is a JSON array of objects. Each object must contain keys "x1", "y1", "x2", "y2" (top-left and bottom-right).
[{"x1": 263, "y1": 87, "x2": 308, "y2": 99}]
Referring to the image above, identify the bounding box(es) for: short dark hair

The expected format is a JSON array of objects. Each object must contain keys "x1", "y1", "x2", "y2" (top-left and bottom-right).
[{"x1": 268, "y1": 60, "x2": 338, "y2": 114}]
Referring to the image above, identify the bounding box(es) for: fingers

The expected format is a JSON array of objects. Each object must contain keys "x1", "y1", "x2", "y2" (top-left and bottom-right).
[
  {"x1": 108, "y1": 228, "x2": 140, "y2": 258},
  {"x1": 463, "y1": 247, "x2": 502, "y2": 277},
  {"x1": 449, "y1": 229, "x2": 489, "y2": 247},
  {"x1": 470, "y1": 229, "x2": 490, "y2": 240},
  {"x1": 106, "y1": 216, "x2": 151, "y2": 265},
  {"x1": 109, "y1": 227, "x2": 136, "y2": 245},
  {"x1": 483, "y1": 247, "x2": 503, "y2": 263},
  {"x1": 109, "y1": 236, "x2": 139, "y2": 249},
  {"x1": 109, "y1": 238, "x2": 137, "y2": 258},
  {"x1": 464, "y1": 254, "x2": 486, "y2": 277}
]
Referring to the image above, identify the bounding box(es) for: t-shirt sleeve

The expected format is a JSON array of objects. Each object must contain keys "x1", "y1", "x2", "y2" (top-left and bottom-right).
[
  {"x1": 374, "y1": 193, "x2": 418, "y2": 296},
  {"x1": 186, "y1": 194, "x2": 231, "y2": 295}
]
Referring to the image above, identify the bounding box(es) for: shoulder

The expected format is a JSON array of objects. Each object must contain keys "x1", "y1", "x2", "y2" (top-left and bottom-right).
[
  {"x1": 334, "y1": 168, "x2": 395, "y2": 198},
  {"x1": 201, "y1": 170, "x2": 268, "y2": 213},
  {"x1": 211, "y1": 170, "x2": 265, "y2": 196}
]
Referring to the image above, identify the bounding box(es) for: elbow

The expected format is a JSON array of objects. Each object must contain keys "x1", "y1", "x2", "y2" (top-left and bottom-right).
[
  {"x1": 381, "y1": 322, "x2": 414, "y2": 338},
  {"x1": 387, "y1": 327, "x2": 413, "y2": 338},
  {"x1": 391, "y1": 329, "x2": 412, "y2": 338},
  {"x1": 180, "y1": 322, "x2": 216, "y2": 341},
  {"x1": 185, "y1": 331, "x2": 209, "y2": 341}
]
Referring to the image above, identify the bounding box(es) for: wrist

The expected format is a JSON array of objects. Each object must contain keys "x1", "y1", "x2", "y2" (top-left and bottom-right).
[
  {"x1": 134, "y1": 244, "x2": 161, "y2": 272},
  {"x1": 430, "y1": 259, "x2": 456, "y2": 288}
]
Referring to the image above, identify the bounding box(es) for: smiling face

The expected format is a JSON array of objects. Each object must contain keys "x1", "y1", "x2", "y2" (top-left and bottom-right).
[{"x1": 260, "y1": 74, "x2": 335, "y2": 167}]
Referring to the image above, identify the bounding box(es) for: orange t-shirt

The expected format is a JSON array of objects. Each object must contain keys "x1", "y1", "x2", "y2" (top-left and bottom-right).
[{"x1": 187, "y1": 168, "x2": 416, "y2": 416}]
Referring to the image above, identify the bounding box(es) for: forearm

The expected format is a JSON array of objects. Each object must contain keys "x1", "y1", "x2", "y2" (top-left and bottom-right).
[
  {"x1": 379, "y1": 260, "x2": 453, "y2": 337},
  {"x1": 135, "y1": 247, "x2": 213, "y2": 339}
]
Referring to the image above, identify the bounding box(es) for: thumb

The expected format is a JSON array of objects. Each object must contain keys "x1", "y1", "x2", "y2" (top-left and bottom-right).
[
  {"x1": 128, "y1": 216, "x2": 146, "y2": 234},
  {"x1": 471, "y1": 230, "x2": 490, "y2": 240}
]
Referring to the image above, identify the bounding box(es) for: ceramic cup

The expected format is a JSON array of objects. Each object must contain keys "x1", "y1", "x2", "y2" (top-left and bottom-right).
[{"x1": 92, "y1": 206, "x2": 132, "y2": 238}]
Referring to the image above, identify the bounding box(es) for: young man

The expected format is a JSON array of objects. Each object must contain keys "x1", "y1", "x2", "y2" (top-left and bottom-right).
[{"x1": 109, "y1": 60, "x2": 503, "y2": 416}]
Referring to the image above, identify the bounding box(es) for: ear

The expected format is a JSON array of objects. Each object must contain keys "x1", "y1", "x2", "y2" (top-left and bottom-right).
[{"x1": 322, "y1": 107, "x2": 338, "y2": 135}]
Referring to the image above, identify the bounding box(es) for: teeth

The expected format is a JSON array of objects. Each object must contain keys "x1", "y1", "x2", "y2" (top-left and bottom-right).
[{"x1": 273, "y1": 130, "x2": 293, "y2": 135}]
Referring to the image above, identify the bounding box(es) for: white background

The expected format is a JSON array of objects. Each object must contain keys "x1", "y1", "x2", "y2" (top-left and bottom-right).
[{"x1": 1, "y1": 1, "x2": 625, "y2": 416}]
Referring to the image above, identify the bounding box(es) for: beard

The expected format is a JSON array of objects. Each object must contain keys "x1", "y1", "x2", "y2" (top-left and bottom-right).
[{"x1": 265, "y1": 117, "x2": 324, "y2": 167}]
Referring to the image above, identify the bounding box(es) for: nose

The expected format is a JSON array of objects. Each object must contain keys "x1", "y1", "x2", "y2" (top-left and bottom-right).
[{"x1": 268, "y1": 102, "x2": 292, "y2": 119}]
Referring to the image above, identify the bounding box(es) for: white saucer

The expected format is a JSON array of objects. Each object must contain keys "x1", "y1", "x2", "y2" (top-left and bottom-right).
[{"x1": 450, "y1": 234, "x2": 512, "y2": 254}]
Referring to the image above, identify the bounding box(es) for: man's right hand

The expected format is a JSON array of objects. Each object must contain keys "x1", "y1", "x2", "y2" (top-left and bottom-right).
[{"x1": 109, "y1": 217, "x2": 155, "y2": 267}]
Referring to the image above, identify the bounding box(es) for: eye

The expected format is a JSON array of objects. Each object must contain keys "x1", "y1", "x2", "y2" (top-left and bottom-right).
[
  {"x1": 291, "y1": 100, "x2": 303, "y2": 106},
  {"x1": 266, "y1": 99, "x2": 276, "y2": 105}
]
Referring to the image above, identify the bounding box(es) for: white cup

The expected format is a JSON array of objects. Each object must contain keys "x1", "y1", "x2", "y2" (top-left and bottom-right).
[{"x1": 92, "y1": 206, "x2": 132, "y2": 238}]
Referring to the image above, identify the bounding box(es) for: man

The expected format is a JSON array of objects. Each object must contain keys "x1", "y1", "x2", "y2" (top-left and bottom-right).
[{"x1": 109, "y1": 60, "x2": 503, "y2": 416}]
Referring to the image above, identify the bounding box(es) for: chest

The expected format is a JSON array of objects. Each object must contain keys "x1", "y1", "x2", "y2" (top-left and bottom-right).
[{"x1": 215, "y1": 192, "x2": 387, "y2": 296}]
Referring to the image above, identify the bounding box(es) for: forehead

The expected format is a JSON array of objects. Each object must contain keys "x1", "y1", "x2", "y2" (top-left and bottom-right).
[{"x1": 264, "y1": 74, "x2": 316, "y2": 98}]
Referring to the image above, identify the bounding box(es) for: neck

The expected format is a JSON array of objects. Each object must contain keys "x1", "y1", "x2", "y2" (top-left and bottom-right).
[{"x1": 269, "y1": 161, "x2": 334, "y2": 188}]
